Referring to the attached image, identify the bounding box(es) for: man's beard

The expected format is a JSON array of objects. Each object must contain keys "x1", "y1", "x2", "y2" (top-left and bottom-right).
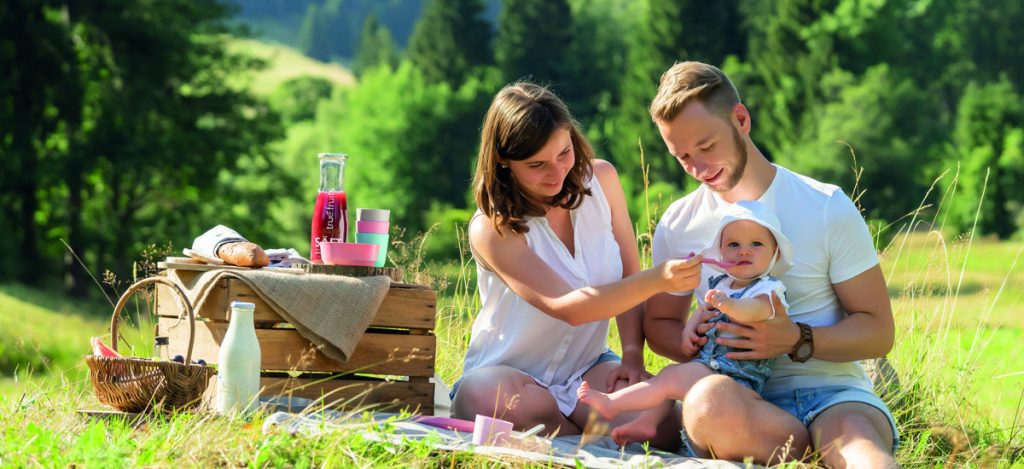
[{"x1": 709, "y1": 127, "x2": 748, "y2": 193}]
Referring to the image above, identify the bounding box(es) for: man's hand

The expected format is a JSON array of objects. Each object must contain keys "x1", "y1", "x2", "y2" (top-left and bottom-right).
[
  {"x1": 605, "y1": 359, "x2": 651, "y2": 391},
  {"x1": 696, "y1": 291, "x2": 800, "y2": 360}
]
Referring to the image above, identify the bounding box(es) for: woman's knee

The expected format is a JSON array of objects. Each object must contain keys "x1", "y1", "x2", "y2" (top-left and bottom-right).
[{"x1": 451, "y1": 367, "x2": 532, "y2": 420}]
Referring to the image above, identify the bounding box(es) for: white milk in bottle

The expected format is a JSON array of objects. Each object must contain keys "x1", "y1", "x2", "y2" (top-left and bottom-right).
[{"x1": 216, "y1": 300, "x2": 261, "y2": 414}]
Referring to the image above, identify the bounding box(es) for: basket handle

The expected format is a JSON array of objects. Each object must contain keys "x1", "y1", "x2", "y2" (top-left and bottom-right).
[{"x1": 109, "y1": 276, "x2": 197, "y2": 363}]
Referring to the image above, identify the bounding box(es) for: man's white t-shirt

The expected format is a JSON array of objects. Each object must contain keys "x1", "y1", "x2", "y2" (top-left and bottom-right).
[{"x1": 653, "y1": 165, "x2": 879, "y2": 393}]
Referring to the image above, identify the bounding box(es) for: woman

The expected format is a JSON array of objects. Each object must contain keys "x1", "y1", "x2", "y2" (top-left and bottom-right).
[{"x1": 451, "y1": 82, "x2": 701, "y2": 445}]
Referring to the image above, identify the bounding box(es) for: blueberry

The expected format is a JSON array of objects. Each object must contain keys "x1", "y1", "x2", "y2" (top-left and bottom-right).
[
  {"x1": 171, "y1": 355, "x2": 185, "y2": 363},
  {"x1": 196, "y1": 359, "x2": 207, "y2": 366}
]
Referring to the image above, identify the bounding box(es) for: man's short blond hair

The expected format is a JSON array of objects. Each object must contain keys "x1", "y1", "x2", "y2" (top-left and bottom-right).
[{"x1": 649, "y1": 61, "x2": 740, "y2": 123}]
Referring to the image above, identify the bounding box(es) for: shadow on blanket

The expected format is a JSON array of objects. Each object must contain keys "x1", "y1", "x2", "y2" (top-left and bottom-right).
[{"x1": 258, "y1": 396, "x2": 749, "y2": 468}]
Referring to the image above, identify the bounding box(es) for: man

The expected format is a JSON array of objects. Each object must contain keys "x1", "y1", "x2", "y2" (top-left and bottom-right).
[{"x1": 643, "y1": 61, "x2": 898, "y2": 468}]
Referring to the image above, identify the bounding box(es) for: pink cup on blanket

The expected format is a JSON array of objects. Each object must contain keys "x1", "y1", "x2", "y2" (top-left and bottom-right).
[{"x1": 473, "y1": 415, "x2": 513, "y2": 446}]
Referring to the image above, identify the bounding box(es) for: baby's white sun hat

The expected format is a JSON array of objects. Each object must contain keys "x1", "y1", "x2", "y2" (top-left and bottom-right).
[{"x1": 701, "y1": 200, "x2": 795, "y2": 279}]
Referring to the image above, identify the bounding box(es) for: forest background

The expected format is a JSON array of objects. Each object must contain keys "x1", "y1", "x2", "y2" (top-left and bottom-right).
[{"x1": 4, "y1": 0, "x2": 1024, "y2": 295}]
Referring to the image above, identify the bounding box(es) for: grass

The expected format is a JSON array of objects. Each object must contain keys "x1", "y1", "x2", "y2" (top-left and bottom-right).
[
  {"x1": 2, "y1": 228, "x2": 1021, "y2": 466},
  {"x1": 226, "y1": 38, "x2": 355, "y2": 96}
]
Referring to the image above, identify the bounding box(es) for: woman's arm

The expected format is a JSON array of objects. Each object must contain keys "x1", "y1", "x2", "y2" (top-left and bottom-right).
[{"x1": 470, "y1": 161, "x2": 703, "y2": 327}]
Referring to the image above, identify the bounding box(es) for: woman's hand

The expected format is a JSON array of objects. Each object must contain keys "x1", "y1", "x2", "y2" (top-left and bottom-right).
[
  {"x1": 651, "y1": 255, "x2": 703, "y2": 293},
  {"x1": 605, "y1": 358, "x2": 651, "y2": 391}
]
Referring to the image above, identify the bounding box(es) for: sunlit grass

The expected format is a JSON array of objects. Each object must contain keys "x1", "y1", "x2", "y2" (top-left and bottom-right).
[
  {"x1": 226, "y1": 38, "x2": 355, "y2": 96},
  {"x1": 2, "y1": 221, "x2": 1022, "y2": 466}
]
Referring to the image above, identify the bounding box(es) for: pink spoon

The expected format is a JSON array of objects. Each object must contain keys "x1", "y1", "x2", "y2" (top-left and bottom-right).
[{"x1": 683, "y1": 252, "x2": 741, "y2": 268}]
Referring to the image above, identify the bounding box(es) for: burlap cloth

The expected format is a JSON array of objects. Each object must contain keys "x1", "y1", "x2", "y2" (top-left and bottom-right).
[{"x1": 166, "y1": 268, "x2": 390, "y2": 362}]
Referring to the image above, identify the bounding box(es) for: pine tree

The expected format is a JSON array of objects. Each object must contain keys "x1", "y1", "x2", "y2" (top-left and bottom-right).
[
  {"x1": 297, "y1": 3, "x2": 331, "y2": 61},
  {"x1": 603, "y1": 0, "x2": 745, "y2": 188},
  {"x1": 406, "y1": 0, "x2": 492, "y2": 86},
  {"x1": 353, "y1": 14, "x2": 397, "y2": 76},
  {"x1": 495, "y1": 0, "x2": 572, "y2": 86}
]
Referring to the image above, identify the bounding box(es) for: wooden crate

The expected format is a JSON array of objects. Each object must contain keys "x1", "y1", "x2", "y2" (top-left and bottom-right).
[{"x1": 155, "y1": 266, "x2": 436, "y2": 414}]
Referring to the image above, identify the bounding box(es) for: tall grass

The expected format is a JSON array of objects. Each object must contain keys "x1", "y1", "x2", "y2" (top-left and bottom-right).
[{"x1": 1, "y1": 166, "x2": 1022, "y2": 466}]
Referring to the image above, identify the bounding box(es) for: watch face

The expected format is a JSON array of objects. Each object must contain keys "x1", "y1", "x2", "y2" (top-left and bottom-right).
[{"x1": 796, "y1": 343, "x2": 813, "y2": 360}]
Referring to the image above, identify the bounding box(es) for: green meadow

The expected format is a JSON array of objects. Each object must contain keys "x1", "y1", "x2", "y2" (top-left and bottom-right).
[{"x1": 1, "y1": 229, "x2": 1021, "y2": 467}]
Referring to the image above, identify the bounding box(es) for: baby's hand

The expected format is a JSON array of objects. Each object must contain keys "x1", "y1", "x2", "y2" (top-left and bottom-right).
[
  {"x1": 705, "y1": 289, "x2": 728, "y2": 310},
  {"x1": 681, "y1": 327, "x2": 701, "y2": 357},
  {"x1": 681, "y1": 316, "x2": 703, "y2": 357}
]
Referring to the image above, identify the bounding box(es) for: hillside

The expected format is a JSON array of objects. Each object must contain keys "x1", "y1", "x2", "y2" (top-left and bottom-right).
[{"x1": 227, "y1": 38, "x2": 356, "y2": 95}]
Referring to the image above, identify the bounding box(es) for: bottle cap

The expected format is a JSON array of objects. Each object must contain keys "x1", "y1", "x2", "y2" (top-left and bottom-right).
[
  {"x1": 230, "y1": 301, "x2": 256, "y2": 310},
  {"x1": 154, "y1": 336, "x2": 170, "y2": 345},
  {"x1": 318, "y1": 152, "x2": 348, "y2": 160}
]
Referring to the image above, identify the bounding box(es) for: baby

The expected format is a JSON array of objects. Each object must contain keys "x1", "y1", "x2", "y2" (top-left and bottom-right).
[{"x1": 578, "y1": 200, "x2": 794, "y2": 445}]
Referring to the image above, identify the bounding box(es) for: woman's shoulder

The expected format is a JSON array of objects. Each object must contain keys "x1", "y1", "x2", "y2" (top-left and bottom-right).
[
  {"x1": 589, "y1": 159, "x2": 622, "y2": 196},
  {"x1": 468, "y1": 211, "x2": 520, "y2": 248}
]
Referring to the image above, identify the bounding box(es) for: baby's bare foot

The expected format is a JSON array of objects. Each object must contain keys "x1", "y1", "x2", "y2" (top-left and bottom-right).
[
  {"x1": 576, "y1": 381, "x2": 618, "y2": 420},
  {"x1": 611, "y1": 419, "x2": 658, "y2": 447}
]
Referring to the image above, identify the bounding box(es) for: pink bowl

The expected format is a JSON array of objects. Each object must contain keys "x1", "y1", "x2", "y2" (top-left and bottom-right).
[
  {"x1": 319, "y1": 242, "x2": 379, "y2": 267},
  {"x1": 356, "y1": 220, "x2": 390, "y2": 234}
]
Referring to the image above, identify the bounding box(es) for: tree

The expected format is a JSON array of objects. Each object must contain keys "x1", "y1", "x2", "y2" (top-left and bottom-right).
[
  {"x1": 783, "y1": 65, "x2": 943, "y2": 224},
  {"x1": 0, "y1": 0, "x2": 80, "y2": 283},
  {"x1": 297, "y1": 3, "x2": 331, "y2": 61},
  {"x1": 406, "y1": 0, "x2": 492, "y2": 86},
  {"x1": 946, "y1": 79, "x2": 1024, "y2": 238},
  {"x1": 1, "y1": 0, "x2": 288, "y2": 294},
  {"x1": 307, "y1": 62, "x2": 497, "y2": 230},
  {"x1": 353, "y1": 14, "x2": 398, "y2": 76},
  {"x1": 495, "y1": 0, "x2": 572, "y2": 86},
  {"x1": 598, "y1": 0, "x2": 745, "y2": 193}
]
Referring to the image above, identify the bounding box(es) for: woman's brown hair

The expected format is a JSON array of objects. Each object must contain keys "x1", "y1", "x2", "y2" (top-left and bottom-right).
[{"x1": 473, "y1": 82, "x2": 595, "y2": 235}]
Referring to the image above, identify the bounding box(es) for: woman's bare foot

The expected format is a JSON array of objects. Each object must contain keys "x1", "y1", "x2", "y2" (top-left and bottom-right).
[
  {"x1": 576, "y1": 381, "x2": 618, "y2": 420},
  {"x1": 611, "y1": 418, "x2": 658, "y2": 447}
]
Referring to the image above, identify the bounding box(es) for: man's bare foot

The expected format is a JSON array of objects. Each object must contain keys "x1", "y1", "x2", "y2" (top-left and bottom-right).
[
  {"x1": 611, "y1": 419, "x2": 658, "y2": 447},
  {"x1": 576, "y1": 381, "x2": 618, "y2": 420}
]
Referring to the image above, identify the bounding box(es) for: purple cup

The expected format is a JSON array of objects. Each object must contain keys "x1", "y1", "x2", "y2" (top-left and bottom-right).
[{"x1": 472, "y1": 415, "x2": 513, "y2": 446}]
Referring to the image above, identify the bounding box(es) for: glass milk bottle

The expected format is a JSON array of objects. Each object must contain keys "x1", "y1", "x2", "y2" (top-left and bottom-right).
[
  {"x1": 310, "y1": 153, "x2": 348, "y2": 263},
  {"x1": 216, "y1": 301, "x2": 261, "y2": 415}
]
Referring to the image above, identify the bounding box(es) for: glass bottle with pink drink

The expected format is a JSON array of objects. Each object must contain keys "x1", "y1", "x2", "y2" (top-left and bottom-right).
[{"x1": 310, "y1": 153, "x2": 348, "y2": 263}]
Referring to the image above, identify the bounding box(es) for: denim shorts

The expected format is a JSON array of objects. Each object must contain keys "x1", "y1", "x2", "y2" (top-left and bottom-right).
[
  {"x1": 449, "y1": 349, "x2": 621, "y2": 401},
  {"x1": 679, "y1": 384, "x2": 899, "y2": 457},
  {"x1": 762, "y1": 384, "x2": 900, "y2": 453}
]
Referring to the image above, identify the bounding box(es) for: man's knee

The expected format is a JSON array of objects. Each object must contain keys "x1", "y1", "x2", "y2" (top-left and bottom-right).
[
  {"x1": 682, "y1": 374, "x2": 749, "y2": 427},
  {"x1": 812, "y1": 403, "x2": 894, "y2": 453}
]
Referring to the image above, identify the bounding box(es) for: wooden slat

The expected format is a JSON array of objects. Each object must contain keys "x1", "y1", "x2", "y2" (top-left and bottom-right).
[
  {"x1": 259, "y1": 376, "x2": 433, "y2": 413},
  {"x1": 160, "y1": 318, "x2": 435, "y2": 377},
  {"x1": 156, "y1": 278, "x2": 435, "y2": 331}
]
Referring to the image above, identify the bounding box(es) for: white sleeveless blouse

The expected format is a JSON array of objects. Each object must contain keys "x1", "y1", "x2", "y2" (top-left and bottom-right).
[{"x1": 461, "y1": 178, "x2": 623, "y2": 415}]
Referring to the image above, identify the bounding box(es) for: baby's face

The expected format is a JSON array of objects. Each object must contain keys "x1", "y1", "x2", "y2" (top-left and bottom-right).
[{"x1": 719, "y1": 220, "x2": 777, "y2": 277}]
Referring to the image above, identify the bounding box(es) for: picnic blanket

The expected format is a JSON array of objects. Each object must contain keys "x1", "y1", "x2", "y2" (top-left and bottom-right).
[{"x1": 261, "y1": 409, "x2": 749, "y2": 468}]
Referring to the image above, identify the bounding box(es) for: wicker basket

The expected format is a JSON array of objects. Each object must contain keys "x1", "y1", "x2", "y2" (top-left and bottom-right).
[{"x1": 86, "y1": 277, "x2": 216, "y2": 413}]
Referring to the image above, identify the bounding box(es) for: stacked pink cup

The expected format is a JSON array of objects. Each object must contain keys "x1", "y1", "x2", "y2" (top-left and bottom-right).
[{"x1": 354, "y1": 209, "x2": 390, "y2": 267}]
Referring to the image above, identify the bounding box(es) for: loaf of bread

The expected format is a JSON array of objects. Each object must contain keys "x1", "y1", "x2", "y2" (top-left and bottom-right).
[{"x1": 217, "y1": 241, "x2": 270, "y2": 267}]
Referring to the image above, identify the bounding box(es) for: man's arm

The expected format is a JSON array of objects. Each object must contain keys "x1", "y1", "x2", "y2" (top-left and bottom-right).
[
  {"x1": 643, "y1": 292, "x2": 697, "y2": 363},
  {"x1": 809, "y1": 264, "x2": 894, "y2": 360},
  {"x1": 700, "y1": 267, "x2": 894, "y2": 362}
]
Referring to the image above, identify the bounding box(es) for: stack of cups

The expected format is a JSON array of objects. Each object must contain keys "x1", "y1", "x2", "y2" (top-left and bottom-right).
[{"x1": 355, "y1": 209, "x2": 390, "y2": 267}]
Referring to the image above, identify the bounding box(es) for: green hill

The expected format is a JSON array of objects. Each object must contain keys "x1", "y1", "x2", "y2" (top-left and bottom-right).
[{"x1": 227, "y1": 38, "x2": 355, "y2": 96}]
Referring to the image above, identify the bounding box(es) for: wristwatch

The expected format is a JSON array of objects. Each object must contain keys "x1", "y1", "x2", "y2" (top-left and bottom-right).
[{"x1": 789, "y1": 322, "x2": 814, "y2": 363}]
